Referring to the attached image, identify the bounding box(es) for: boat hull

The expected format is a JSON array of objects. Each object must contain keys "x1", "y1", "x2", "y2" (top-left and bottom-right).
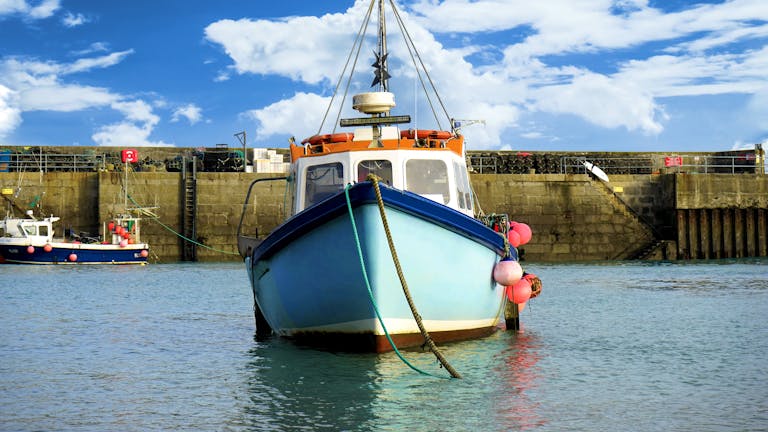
[
  {"x1": 0, "y1": 241, "x2": 149, "y2": 265},
  {"x1": 246, "y1": 182, "x2": 509, "y2": 352}
]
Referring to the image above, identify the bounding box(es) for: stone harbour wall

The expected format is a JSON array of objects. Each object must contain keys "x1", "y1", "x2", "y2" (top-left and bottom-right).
[{"x1": 1, "y1": 171, "x2": 766, "y2": 263}]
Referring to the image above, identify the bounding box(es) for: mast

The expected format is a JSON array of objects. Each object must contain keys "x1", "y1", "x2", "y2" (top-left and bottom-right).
[{"x1": 372, "y1": 0, "x2": 390, "y2": 93}]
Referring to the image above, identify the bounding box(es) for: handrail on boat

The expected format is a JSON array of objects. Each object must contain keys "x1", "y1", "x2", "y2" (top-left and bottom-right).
[{"x1": 236, "y1": 176, "x2": 288, "y2": 258}]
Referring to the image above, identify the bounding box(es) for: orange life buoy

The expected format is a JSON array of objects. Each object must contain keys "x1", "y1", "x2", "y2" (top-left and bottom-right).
[
  {"x1": 400, "y1": 129, "x2": 452, "y2": 140},
  {"x1": 301, "y1": 133, "x2": 353, "y2": 145}
]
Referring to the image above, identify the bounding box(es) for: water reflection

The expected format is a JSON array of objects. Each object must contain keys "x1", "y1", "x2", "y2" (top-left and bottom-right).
[
  {"x1": 492, "y1": 331, "x2": 547, "y2": 430},
  {"x1": 239, "y1": 337, "x2": 381, "y2": 431}
]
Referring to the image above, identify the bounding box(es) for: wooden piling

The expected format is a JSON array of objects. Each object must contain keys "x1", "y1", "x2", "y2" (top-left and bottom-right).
[
  {"x1": 711, "y1": 208, "x2": 723, "y2": 259},
  {"x1": 677, "y1": 210, "x2": 688, "y2": 259},
  {"x1": 505, "y1": 300, "x2": 520, "y2": 331},
  {"x1": 746, "y1": 208, "x2": 757, "y2": 257},
  {"x1": 700, "y1": 209, "x2": 711, "y2": 259},
  {"x1": 734, "y1": 208, "x2": 745, "y2": 258},
  {"x1": 758, "y1": 209, "x2": 767, "y2": 257},
  {"x1": 723, "y1": 209, "x2": 734, "y2": 258}
]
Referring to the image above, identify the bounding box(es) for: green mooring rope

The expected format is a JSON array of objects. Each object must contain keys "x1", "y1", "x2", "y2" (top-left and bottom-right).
[
  {"x1": 127, "y1": 194, "x2": 239, "y2": 256},
  {"x1": 344, "y1": 184, "x2": 453, "y2": 379}
]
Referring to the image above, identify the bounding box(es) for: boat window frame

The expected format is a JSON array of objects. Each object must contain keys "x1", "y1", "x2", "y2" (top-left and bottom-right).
[
  {"x1": 303, "y1": 161, "x2": 345, "y2": 208},
  {"x1": 357, "y1": 159, "x2": 393, "y2": 185},
  {"x1": 404, "y1": 158, "x2": 450, "y2": 204},
  {"x1": 453, "y1": 160, "x2": 473, "y2": 211}
]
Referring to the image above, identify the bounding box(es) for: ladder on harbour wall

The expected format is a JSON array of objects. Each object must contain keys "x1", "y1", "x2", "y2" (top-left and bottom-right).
[{"x1": 181, "y1": 157, "x2": 197, "y2": 261}]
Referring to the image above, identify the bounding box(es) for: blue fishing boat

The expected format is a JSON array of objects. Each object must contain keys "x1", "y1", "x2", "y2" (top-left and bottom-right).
[
  {"x1": 238, "y1": 0, "x2": 536, "y2": 352},
  {"x1": 0, "y1": 149, "x2": 150, "y2": 265},
  {"x1": 0, "y1": 211, "x2": 149, "y2": 265}
]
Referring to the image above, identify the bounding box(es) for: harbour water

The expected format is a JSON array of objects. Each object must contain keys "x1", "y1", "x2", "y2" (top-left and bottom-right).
[{"x1": 1, "y1": 260, "x2": 766, "y2": 431}]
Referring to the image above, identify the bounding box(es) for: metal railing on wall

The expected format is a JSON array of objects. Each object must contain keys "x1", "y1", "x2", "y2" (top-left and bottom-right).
[
  {"x1": 560, "y1": 155, "x2": 762, "y2": 175},
  {"x1": 0, "y1": 152, "x2": 106, "y2": 173}
]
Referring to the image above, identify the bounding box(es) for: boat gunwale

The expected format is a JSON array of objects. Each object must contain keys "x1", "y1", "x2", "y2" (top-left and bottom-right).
[{"x1": 249, "y1": 181, "x2": 509, "y2": 263}]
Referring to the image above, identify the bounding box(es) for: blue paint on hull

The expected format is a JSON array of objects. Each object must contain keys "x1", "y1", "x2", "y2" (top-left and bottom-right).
[
  {"x1": 0, "y1": 243, "x2": 148, "y2": 264},
  {"x1": 246, "y1": 182, "x2": 511, "y2": 348}
]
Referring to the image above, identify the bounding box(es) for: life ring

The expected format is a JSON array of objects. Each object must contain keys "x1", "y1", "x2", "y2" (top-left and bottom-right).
[
  {"x1": 301, "y1": 133, "x2": 353, "y2": 145},
  {"x1": 400, "y1": 129, "x2": 452, "y2": 140}
]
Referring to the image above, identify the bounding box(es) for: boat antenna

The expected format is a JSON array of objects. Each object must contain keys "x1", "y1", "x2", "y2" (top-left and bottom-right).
[{"x1": 371, "y1": 0, "x2": 390, "y2": 93}]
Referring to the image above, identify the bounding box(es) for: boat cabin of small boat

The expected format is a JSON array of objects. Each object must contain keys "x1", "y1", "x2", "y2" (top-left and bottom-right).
[
  {"x1": 0, "y1": 211, "x2": 59, "y2": 244},
  {"x1": 289, "y1": 126, "x2": 474, "y2": 217}
]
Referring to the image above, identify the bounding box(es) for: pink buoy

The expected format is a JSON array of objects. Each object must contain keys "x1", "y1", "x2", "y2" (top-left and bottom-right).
[
  {"x1": 119, "y1": 239, "x2": 128, "y2": 247},
  {"x1": 140, "y1": 249, "x2": 149, "y2": 258},
  {"x1": 512, "y1": 222, "x2": 532, "y2": 245},
  {"x1": 493, "y1": 258, "x2": 523, "y2": 286},
  {"x1": 44, "y1": 244, "x2": 53, "y2": 253},
  {"x1": 507, "y1": 229, "x2": 521, "y2": 248},
  {"x1": 68, "y1": 253, "x2": 77, "y2": 262},
  {"x1": 507, "y1": 278, "x2": 532, "y2": 304},
  {"x1": 27, "y1": 246, "x2": 35, "y2": 254}
]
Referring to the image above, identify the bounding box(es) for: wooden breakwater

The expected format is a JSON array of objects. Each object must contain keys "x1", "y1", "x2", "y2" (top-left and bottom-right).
[{"x1": 1, "y1": 146, "x2": 765, "y2": 263}]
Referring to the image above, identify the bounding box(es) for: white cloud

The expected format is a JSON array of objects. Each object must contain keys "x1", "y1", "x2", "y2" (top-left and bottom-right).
[
  {"x1": 533, "y1": 72, "x2": 665, "y2": 134},
  {"x1": 242, "y1": 92, "x2": 331, "y2": 141},
  {"x1": 61, "y1": 11, "x2": 86, "y2": 27},
  {"x1": 0, "y1": 84, "x2": 22, "y2": 138},
  {"x1": 171, "y1": 104, "x2": 203, "y2": 125},
  {"x1": 204, "y1": 3, "x2": 369, "y2": 85},
  {"x1": 0, "y1": 52, "x2": 174, "y2": 146},
  {"x1": 19, "y1": 84, "x2": 117, "y2": 111},
  {"x1": 0, "y1": 0, "x2": 60, "y2": 19},
  {"x1": 65, "y1": 50, "x2": 134, "y2": 74},
  {"x1": 91, "y1": 120, "x2": 173, "y2": 147}
]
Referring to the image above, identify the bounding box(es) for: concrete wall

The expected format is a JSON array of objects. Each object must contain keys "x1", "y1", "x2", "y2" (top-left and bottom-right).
[
  {"x1": 471, "y1": 174, "x2": 658, "y2": 262},
  {"x1": 2, "y1": 171, "x2": 765, "y2": 263}
]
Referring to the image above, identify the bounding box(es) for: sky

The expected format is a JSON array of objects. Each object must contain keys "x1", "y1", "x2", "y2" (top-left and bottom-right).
[{"x1": 0, "y1": 0, "x2": 767, "y2": 153}]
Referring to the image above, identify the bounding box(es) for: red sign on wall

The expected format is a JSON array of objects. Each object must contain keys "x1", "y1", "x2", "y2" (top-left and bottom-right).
[
  {"x1": 664, "y1": 156, "x2": 682, "y2": 167},
  {"x1": 121, "y1": 149, "x2": 139, "y2": 163}
]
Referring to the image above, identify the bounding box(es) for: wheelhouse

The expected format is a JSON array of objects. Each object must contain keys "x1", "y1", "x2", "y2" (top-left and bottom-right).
[{"x1": 292, "y1": 147, "x2": 474, "y2": 217}]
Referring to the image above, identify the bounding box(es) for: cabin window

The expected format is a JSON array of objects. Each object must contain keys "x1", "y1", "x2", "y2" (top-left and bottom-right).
[
  {"x1": 357, "y1": 160, "x2": 392, "y2": 184},
  {"x1": 405, "y1": 159, "x2": 449, "y2": 204},
  {"x1": 22, "y1": 224, "x2": 36, "y2": 236},
  {"x1": 304, "y1": 162, "x2": 344, "y2": 207},
  {"x1": 453, "y1": 160, "x2": 473, "y2": 211},
  {"x1": 39, "y1": 225, "x2": 49, "y2": 236}
]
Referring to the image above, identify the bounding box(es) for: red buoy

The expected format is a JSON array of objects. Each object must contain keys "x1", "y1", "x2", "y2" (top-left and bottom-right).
[
  {"x1": 507, "y1": 230, "x2": 521, "y2": 248},
  {"x1": 27, "y1": 246, "x2": 35, "y2": 254},
  {"x1": 68, "y1": 253, "x2": 77, "y2": 262},
  {"x1": 507, "y1": 278, "x2": 532, "y2": 304},
  {"x1": 140, "y1": 249, "x2": 149, "y2": 258},
  {"x1": 512, "y1": 222, "x2": 532, "y2": 245},
  {"x1": 44, "y1": 244, "x2": 53, "y2": 252}
]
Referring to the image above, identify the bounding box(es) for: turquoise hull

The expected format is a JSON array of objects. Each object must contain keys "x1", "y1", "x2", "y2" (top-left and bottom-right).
[{"x1": 246, "y1": 183, "x2": 508, "y2": 352}]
